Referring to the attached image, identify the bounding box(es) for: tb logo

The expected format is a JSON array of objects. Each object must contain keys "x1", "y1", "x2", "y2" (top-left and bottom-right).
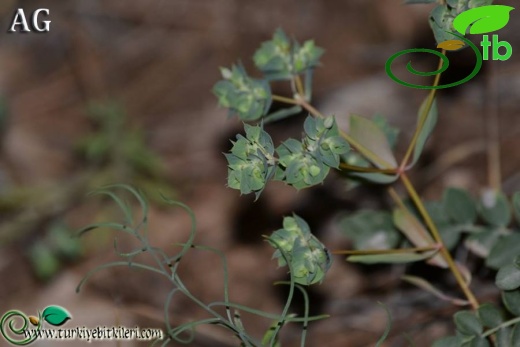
[
  {"x1": 386, "y1": 5, "x2": 515, "y2": 90},
  {"x1": 8, "y1": 8, "x2": 51, "y2": 33},
  {"x1": 452, "y1": 5, "x2": 514, "y2": 61}
]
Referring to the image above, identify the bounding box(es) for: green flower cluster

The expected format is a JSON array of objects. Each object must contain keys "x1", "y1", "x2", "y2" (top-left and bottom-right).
[
  {"x1": 226, "y1": 124, "x2": 276, "y2": 198},
  {"x1": 213, "y1": 64, "x2": 272, "y2": 121},
  {"x1": 225, "y1": 116, "x2": 350, "y2": 198},
  {"x1": 276, "y1": 116, "x2": 349, "y2": 190},
  {"x1": 268, "y1": 215, "x2": 332, "y2": 286},
  {"x1": 253, "y1": 28, "x2": 324, "y2": 80}
]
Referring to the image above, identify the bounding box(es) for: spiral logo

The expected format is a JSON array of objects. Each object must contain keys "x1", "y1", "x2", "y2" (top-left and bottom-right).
[
  {"x1": 0, "y1": 310, "x2": 40, "y2": 346},
  {"x1": 385, "y1": 33, "x2": 483, "y2": 90}
]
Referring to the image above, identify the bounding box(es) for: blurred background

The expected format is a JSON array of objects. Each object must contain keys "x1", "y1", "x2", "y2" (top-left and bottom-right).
[{"x1": 0, "y1": 0, "x2": 519, "y2": 346}]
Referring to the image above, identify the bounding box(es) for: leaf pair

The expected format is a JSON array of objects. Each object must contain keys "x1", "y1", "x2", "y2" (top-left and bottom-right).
[
  {"x1": 225, "y1": 117, "x2": 351, "y2": 198},
  {"x1": 433, "y1": 302, "x2": 520, "y2": 347}
]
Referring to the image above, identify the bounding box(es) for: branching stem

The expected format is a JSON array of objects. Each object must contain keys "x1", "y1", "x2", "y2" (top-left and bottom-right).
[{"x1": 401, "y1": 173, "x2": 479, "y2": 310}]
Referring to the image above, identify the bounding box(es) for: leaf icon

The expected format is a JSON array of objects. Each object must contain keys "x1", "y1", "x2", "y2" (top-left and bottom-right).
[
  {"x1": 42, "y1": 306, "x2": 72, "y2": 326},
  {"x1": 453, "y1": 5, "x2": 514, "y2": 35},
  {"x1": 437, "y1": 39, "x2": 465, "y2": 51}
]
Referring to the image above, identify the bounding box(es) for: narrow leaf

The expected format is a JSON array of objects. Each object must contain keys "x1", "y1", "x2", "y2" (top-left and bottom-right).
[
  {"x1": 263, "y1": 105, "x2": 302, "y2": 123},
  {"x1": 375, "y1": 303, "x2": 392, "y2": 347},
  {"x1": 347, "y1": 251, "x2": 438, "y2": 264},
  {"x1": 402, "y1": 275, "x2": 469, "y2": 306},
  {"x1": 410, "y1": 97, "x2": 438, "y2": 167},
  {"x1": 393, "y1": 208, "x2": 448, "y2": 268},
  {"x1": 349, "y1": 171, "x2": 399, "y2": 184}
]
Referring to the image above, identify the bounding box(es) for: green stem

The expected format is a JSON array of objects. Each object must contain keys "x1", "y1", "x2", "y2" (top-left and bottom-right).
[
  {"x1": 272, "y1": 94, "x2": 300, "y2": 105},
  {"x1": 482, "y1": 316, "x2": 520, "y2": 338},
  {"x1": 400, "y1": 173, "x2": 479, "y2": 310},
  {"x1": 294, "y1": 75, "x2": 306, "y2": 98}
]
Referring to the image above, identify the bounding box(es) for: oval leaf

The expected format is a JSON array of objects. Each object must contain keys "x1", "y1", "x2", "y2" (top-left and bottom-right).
[
  {"x1": 486, "y1": 234, "x2": 520, "y2": 270},
  {"x1": 512, "y1": 192, "x2": 520, "y2": 224},
  {"x1": 477, "y1": 303, "x2": 503, "y2": 328},
  {"x1": 479, "y1": 190, "x2": 511, "y2": 227},
  {"x1": 512, "y1": 323, "x2": 520, "y2": 347},
  {"x1": 453, "y1": 5, "x2": 514, "y2": 35},
  {"x1": 443, "y1": 188, "x2": 477, "y2": 225},
  {"x1": 340, "y1": 210, "x2": 400, "y2": 250},
  {"x1": 454, "y1": 310, "x2": 483, "y2": 336},
  {"x1": 464, "y1": 228, "x2": 499, "y2": 258},
  {"x1": 432, "y1": 335, "x2": 466, "y2": 347},
  {"x1": 469, "y1": 337, "x2": 490, "y2": 347},
  {"x1": 496, "y1": 263, "x2": 520, "y2": 291},
  {"x1": 42, "y1": 306, "x2": 72, "y2": 326},
  {"x1": 502, "y1": 290, "x2": 520, "y2": 316}
]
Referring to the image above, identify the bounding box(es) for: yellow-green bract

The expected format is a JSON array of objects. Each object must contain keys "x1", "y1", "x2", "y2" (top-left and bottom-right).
[{"x1": 253, "y1": 28, "x2": 324, "y2": 80}]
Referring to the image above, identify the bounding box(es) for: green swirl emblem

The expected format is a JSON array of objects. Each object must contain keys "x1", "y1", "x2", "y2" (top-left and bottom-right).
[
  {"x1": 385, "y1": 33, "x2": 483, "y2": 90},
  {"x1": 0, "y1": 310, "x2": 41, "y2": 346}
]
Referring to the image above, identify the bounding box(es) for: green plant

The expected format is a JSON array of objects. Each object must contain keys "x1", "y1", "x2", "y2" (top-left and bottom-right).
[
  {"x1": 77, "y1": 185, "x2": 329, "y2": 346},
  {"x1": 211, "y1": 1, "x2": 520, "y2": 344},
  {"x1": 78, "y1": 0, "x2": 520, "y2": 345}
]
